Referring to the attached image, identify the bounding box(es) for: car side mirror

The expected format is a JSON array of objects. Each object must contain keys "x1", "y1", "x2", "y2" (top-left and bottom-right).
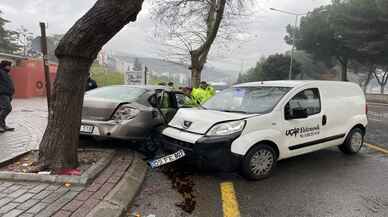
[{"x1": 286, "y1": 107, "x2": 308, "y2": 120}]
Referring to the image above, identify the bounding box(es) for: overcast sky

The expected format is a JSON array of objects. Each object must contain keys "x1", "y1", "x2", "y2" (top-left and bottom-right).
[{"x1": 0, "y1": 0, "x2": 330, "y2": 71}]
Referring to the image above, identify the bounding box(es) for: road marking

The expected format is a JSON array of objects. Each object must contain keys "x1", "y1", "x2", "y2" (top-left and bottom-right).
[
  {"x1": 220, "y1": 182, "x2": 241, "y2": 217},
  {"x1": 366, "y1": 143, "x2": 388, "y2": 154},
  {"x1": 368, "y1": 102, "x2": 388, "y2": 107}
]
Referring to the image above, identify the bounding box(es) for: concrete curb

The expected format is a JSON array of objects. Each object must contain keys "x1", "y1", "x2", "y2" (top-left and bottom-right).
[
  {"x1": 86, "y1": 152, "x2": 148, "y2": 217},
  {"x1": 0, "y1": 149, "x2": 115, "y2": 186}
]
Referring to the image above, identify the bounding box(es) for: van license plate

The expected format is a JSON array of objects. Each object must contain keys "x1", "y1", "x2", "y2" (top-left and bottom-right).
[
  {"x1": 80, "y1": 125, "x2": 94, "y2": 134},
  {"x1": 148, "y1": 150, "x2": 186, "y2": 168}
]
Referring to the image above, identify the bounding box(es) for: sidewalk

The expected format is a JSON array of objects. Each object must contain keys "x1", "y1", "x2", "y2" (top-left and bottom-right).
[
  {"x1": 0, "y1": 98, "x2": 147, "y2": 217},
  {"x1": 0, "y1": 98, "x2": 47, "y2": 163}
]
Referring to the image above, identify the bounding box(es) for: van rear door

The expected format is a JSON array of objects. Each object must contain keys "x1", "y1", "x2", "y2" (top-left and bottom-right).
[{"x1": 282, "y1": 88, "x2": 327, "y2": 155}]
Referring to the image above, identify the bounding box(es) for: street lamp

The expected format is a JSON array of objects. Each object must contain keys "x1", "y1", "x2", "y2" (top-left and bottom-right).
[{"x1": 270, "y1": 8, "x2": 306, "y2": 80}]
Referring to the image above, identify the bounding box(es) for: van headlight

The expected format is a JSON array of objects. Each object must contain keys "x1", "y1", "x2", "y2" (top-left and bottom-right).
[
  {"x1": 207, "y1": 120, "x2": 246, "y2": 136},
  {"x1": 112, "y1": 105, "x2": 139, "y2": 121}
]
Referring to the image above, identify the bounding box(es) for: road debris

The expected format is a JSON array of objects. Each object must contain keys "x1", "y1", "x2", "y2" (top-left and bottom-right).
[{"x1": 162, "y1": 163, "x2": 196, "y2": 213}]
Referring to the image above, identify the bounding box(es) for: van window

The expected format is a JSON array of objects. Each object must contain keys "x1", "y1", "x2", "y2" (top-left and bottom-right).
[{"x1": 286, "y1": 88, "x2": 321, "y2": 116}]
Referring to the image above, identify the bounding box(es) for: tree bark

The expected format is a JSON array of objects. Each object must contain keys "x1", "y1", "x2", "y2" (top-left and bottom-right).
[
  {"x1": 190, "y1": 0, "x2": 226, "y2": 87},
  {"x1": 363, "y1": 70, "x2": 373, "y2": 93},
  {"x1": 39, "y1": 0, "x2": 144, "y2": 171}
]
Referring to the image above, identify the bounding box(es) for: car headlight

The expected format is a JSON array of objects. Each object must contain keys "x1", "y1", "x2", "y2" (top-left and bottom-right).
[
  {"x1": 112, "y1": 105, "x2": 139, "y2": 121},
  {"x1": 207, "y1": 120, "x2": 246, "y2": 136}
]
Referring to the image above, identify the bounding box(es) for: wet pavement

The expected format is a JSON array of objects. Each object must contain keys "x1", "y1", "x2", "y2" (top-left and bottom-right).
[
  {"x1": 0, "y1": 98, "x2": 47, "y2": 163},
  {"x1": 131, "y1": 147, "x2": 388, "y2": 217},
  {"x1": 130, "y1": 102, "x2": 388, "y2": 217},
  {"x1": 366, "y1": 103, "x2": 388, "y2": 149}
]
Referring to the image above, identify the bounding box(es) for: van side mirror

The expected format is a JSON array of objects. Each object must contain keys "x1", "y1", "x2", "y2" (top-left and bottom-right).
[{"x1": 286, "y1": 107, "x2": 308, "y2": 120}]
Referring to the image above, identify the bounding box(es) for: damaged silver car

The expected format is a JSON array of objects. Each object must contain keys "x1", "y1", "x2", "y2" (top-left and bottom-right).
[{"x1": 80, "y1": 85, "x2": 187, "y2": 144}]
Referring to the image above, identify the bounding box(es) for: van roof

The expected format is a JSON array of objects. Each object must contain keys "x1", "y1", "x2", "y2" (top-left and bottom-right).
[{"x1": 234, "y1": 80, "x2": 355, "y2": 88}]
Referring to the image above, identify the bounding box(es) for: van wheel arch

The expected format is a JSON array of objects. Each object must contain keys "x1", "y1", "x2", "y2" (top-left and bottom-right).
[
  {"x1": 246, "y1": 140, "x2": 280, "y2": 160},
  {"x1": 350, "y1": 124, "x2": 366, "y2": 136},
  {"x1": 339, "y1": 124, "x2": 365, "y2": 155}
]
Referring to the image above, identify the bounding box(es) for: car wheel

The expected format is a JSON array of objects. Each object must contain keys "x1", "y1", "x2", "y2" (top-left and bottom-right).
[
  {"x1": 338, "y1": 128, "x2": 364, "y2": 155},
  {"x1": 241, "y1": 144, "x2": 277, "y2": 180}
]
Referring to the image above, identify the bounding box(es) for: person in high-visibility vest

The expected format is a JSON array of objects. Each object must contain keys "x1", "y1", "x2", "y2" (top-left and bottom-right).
[
  {"x1": 182, "y1": 87, "x2": 198, "y2": 107},
  {"x1": 192, "y1": 81, "x2": 215, "y2": 104}
]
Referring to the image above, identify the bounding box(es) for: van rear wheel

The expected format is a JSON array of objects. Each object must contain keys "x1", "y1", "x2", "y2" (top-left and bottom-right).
[
  {"x1": 338, "y1": 128, "x2": 364, "y2": 155},
  {"x1": 241, "y1": 144, "x2": 277, "y2": 180}
]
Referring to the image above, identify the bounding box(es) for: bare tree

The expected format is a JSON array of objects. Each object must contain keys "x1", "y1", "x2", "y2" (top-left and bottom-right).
[
  {"x1": 373, "y1": 68, "x2": 388, "y2": 94},
  {"x1": 152, "y1": 0, "x2": 251, "y2": 87},
  {"x1": 15, "y1": 26, "x2": 33, "y2": 56},
  {"x1": 39, "y1": 0, "x2": 144, "y2": 171}
]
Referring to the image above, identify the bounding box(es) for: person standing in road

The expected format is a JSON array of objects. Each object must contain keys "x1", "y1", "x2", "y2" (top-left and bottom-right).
[
  {"x1": 86, "y1": 76, "x2": 98, "y2": 91},
  {"x1": 0, "y1": 60, "x2": 15, "y2": 133},
  {"x1": 192, "y1": 81, "x2": 215, "y2": 104}
]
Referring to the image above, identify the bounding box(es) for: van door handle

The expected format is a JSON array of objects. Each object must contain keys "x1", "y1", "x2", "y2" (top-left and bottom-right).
[{"x1": 322, "y1": 115, "x2": 327, "y2": 126}]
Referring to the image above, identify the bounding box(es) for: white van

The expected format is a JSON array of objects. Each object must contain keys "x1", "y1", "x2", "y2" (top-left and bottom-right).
[{"x1": 159, "y1": 81, "x2": 368, "y2": 180}]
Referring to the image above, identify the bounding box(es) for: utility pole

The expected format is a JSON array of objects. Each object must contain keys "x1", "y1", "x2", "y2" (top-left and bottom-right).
[
  {"x1": 270, "y1": 8, "x2": 306, "y2": 80},
  {"x1": 40, "y1": 22, "x2": 51, "y2": 112},
  {"x1": 144, "y1": 65, "x2": 148, "y2": 85}
]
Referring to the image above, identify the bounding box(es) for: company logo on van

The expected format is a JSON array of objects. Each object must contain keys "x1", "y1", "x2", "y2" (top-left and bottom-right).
[
  {"x1": 183, "y1": 120, "x2": 193, "y2": 129},
  {"x1": 286, "y1": 125, "x2": 320, "y2": 138}
]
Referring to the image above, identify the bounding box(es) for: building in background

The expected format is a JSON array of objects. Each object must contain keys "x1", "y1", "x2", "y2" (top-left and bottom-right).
[{"x1": 0, "y1": 52, "x2": 57, "y2": 98}]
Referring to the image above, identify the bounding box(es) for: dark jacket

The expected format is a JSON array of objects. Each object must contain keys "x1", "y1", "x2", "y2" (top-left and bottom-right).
[
  {"x1": 86, "y1": 78, "x2": 98, "y2": 91},
  {"x1": 0, "y1": 68, "x2": 15, "y2": 96}
]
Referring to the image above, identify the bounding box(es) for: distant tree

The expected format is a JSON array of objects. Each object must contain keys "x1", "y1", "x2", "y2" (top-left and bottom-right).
[
  {"x1": 153, "y1": 0, "x2": 251, "y2": 87},
  {"x1": 292, "y1": 50, "x2": 327, "y2": 80},
  {"x1": 132, "y1": 57, "x2": 142, "y2": 71},
  {"x1": 262, "y1": 54, "x2": 301, "y2": 80},
  {"x1": 285, "y1": 6, "x2": 351, "y2": 81},
  {"x1": 237, "y1": 57, "x2": 265, "y2": 83},
  {"x1": 15, "y1": 26, "x2": 34, "y2": 56},
  {"x1": 330, "y1": 0, "x2": 388, "y2": 92},
  {"x1": 0, "y1": 11, "x2": 19, "y2": 53},
  {"x1": 373, "y1": 68, "x2": 388, "y2": 94}
]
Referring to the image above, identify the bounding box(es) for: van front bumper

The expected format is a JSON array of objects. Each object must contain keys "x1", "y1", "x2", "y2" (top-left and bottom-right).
[{"x1": 160, "y1": 131, "x2": 243, "y2": 172}]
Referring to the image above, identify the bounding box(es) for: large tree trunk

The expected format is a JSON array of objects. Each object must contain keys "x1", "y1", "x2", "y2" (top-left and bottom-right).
[
  {"x1": 39, "y1": 0, "x2": 144, "y2": 171},
  {"x1": 39, "y1": 58, "x2": 92, "y2": 169}
]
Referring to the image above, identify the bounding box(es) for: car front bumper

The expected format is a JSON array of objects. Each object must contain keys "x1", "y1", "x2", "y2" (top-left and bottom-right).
[{"x1": 160, "y1": 129, "x2": 242, "y2": 172}]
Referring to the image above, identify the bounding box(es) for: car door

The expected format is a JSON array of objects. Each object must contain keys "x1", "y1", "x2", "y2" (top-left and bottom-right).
[
  {"x1": 158, "y1": 91, "x2": 178, "y2": 123},
  {"x1": 282, "y1": 88, "x2": 326, "y2": 156}
]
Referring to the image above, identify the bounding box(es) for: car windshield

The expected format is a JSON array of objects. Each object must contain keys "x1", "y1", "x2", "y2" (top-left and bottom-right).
[
  {"x1": 202, "y1": 86, "x2": 291, "y2": 114},
  {"x1": 85, "y1": 86, "x2": 146, "y2": 101}
]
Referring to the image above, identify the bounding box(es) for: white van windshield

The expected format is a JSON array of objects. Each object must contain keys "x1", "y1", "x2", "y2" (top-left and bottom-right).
[{"x1": 202, "y1": 86, "x2": 291, "y2": 114}]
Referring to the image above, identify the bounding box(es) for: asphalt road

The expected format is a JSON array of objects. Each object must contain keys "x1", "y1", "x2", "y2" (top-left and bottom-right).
[
  {"x1": 129, "y1": 103, "x2": 388, "y2": 217},
  {"x1": 366, "y1": 103, "x2": 388, "y2": 149}
]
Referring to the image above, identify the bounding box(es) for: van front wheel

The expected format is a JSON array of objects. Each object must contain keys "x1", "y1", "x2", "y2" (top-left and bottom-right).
[
  {"x1": 241, "y1": 144, "x2": 277, "y2": 180},
  {"x1": 338, "y1": 128, "x2": 364, "y2": 155}
]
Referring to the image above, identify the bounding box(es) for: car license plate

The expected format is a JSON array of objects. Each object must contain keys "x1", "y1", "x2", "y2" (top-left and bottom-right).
[
  {"x1": 80, "y1": 125, "x2": 94, "y2": 134},
  {"x1": 148, "y1": 150, "x2": 186, "y2": 168}
]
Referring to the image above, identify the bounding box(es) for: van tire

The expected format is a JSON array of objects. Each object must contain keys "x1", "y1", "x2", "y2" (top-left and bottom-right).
[
  {"x1": 338, "y1": 128, "x2": 364, "y2": 155},
  {"x1": 241, "y1": 144, "x2": 277, "y2": 180}
]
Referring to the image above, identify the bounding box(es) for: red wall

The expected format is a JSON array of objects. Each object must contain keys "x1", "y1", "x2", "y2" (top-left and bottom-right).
[{"x1": 10, "y1": 59, "x2": 57, "y2": 98}]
